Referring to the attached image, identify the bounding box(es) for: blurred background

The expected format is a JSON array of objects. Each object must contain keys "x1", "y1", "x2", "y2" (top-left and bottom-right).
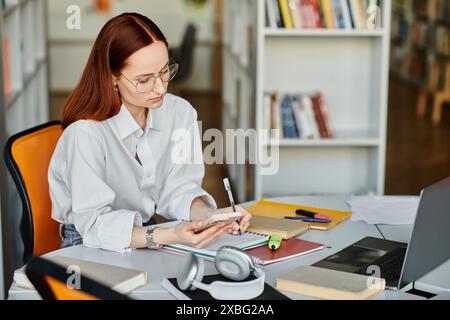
[{"x1": 0, "y1": 0, "x2": 449, "y2": 298}]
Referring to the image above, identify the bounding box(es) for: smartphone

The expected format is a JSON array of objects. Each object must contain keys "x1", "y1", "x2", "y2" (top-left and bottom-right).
[{"x1": 194, "y1": 212, "x2": 243, "y2": 233}]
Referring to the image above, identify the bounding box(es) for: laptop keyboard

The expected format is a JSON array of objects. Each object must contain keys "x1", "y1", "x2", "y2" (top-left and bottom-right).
[{"x1": 357, "y1": 247, "x2": 407, "y2": 282}]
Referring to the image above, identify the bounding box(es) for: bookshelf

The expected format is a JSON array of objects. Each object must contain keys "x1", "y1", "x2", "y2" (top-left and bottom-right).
[
  {"x1": 391, "y1": 0, "x2": 450, "y2": 125},
  {"x1": 0, "y1": 0, "x2": 49, "y2": 293},
  {"x1": 222, "y1": 0, "x2": 392, "y2": 202}
]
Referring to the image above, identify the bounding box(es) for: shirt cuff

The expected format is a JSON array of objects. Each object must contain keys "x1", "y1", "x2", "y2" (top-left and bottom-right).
[
  {"x1": 170, "y1": 189, "x2": 217, "y2": 222},
  {"x1": 83, "y1": 211, "x2": 139, "y2": 254}
]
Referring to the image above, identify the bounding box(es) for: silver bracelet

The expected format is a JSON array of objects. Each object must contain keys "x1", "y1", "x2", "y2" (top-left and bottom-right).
[{"x1": 146, "y1": 226, "x2": 163, "y2": 250}]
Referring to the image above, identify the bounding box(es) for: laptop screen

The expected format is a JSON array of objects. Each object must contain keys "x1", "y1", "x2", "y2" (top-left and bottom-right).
[{"x1": 399, "y1": 178, "x2": 450, "y2": 289}]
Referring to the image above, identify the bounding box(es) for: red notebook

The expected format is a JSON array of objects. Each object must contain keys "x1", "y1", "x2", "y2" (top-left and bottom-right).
[{"x1": 246, "y1": 238, "x2": 324, "y2": 265}]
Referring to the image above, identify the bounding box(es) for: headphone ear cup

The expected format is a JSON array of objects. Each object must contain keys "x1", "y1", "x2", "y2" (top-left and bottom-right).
[
  {"x1": 177, "y1": 253, "x2": 205, "y2": 291},
  {"x1": 215, "y1": 246, "x2": 254, "y2": 281}
]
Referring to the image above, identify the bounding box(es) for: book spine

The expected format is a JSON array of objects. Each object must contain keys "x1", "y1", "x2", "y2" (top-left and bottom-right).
[
  {"x1": 272, "y1": 93, "x2": 284, "y2": 138},
  {"x1": 296, "y1": 96, "x2": 315, "y2": 139},
  {"x1": 349, "y1": 0, "x2": 362, "y2": 29},
  {"x1": 3, "y1": 37, "x2": 12, "y2": 96},
  {"x1": 346, "y1": 0, "x2": 356, "y2": 29},
  {"x1": 311, "y1": 0, "x2": 324, "y2": 28},
  {"x1": 273, "y1": 0, "x2": 285, "y2": 28},
  {"x1": 301, "y1": 95, "x2": 321, "y2": 139},
  {"x1": 280, "y1": 95, "x2": 299, "y2": 138},
  {"x1": 279, "y1": 0, "x2": 294, "y2": 29},
  {"x1": 291, "y1": 97, "x2": 304, "y2": 138},
  {"x1": 355, "y1": 0, "x2": 366, "y2": 29},
  {"x1": 263, "y1": 93, "x2": 272, "y2": 131},
  {"x1": 315, "y1": 92, "x2": 335, "y2": 138},
  {"x1": 341, "y1": 0, "x2": 353, "y2": 29},
  {"x1": 288, "y1": 0, "x2": 303, "y2": 29},
  {"x1": 322, "y1": 0, "x2": 336, "y2": 29},
  {"x1": 333, "y1": 0, "x2": 346, "y2": 29},
  {"x1": 311, "y1": 94, "x2": 327, "y2": 138},
  {"x1": 288, "y1": 95, "x2": 300, "y2": 138},
  {"x1": 299, "y1": 0, "x2": 313, "y2": 28},
  {"x1": 266, "y1": 0, "x2": 278, "y2": 28}
]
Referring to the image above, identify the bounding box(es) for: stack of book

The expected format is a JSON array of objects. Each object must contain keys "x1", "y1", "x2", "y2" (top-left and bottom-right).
[
  {"x1": 265, "y1": 0, "x2": 382, "y2": 30},
  {"x1": 263, "y1": 92, "x2": 335, "y2": 140}
]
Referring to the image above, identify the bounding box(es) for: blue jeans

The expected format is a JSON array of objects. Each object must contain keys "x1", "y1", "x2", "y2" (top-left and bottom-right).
[{"x1": 60, "y1": 217, "x2": 156, "y2": 249}]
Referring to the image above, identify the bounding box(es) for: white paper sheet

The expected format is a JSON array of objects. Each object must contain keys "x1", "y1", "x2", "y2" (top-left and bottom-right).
[{"x1": 347, "y1": 196, "x2": 420, "y2": 225}]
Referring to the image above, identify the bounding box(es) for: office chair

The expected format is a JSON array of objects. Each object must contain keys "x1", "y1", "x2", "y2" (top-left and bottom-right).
[
  {"x1": 4, "y1": 121, "x2": 63, "y2": 264},
  {"x1": 25, "y1": 256, "x2": 130, "y2": 300},
  {"x1": 169, "y1": 24, "x2": 198, "y2": 92}
]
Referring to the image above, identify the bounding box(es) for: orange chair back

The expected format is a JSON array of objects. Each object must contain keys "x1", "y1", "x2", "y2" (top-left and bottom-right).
[{"x1": 4, "y1": 121, "x2": 63, "y2": 263}]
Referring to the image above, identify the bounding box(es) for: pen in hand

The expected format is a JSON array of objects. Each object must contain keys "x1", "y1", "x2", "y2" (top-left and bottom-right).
[{"x1": 223, "y1": 178, "x2": 241, "y2": 235}]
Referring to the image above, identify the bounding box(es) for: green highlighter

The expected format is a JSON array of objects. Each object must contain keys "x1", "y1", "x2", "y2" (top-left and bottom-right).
[{"x1": 268, "y1": 234, "x2": 283, "y2": 251}]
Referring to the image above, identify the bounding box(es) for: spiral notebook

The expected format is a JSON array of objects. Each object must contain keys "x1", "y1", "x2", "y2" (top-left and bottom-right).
[{"x1": 159, "y1": 221, "x2": 269, "y2": 261}]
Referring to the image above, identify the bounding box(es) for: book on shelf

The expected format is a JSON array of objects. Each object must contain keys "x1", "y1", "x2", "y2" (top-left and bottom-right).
[
  {"x1": 14, "y1": 256, "x2": 148, "y2": 294},
  {"x1": 276, "y1": 265, "x2": 385, "y2": 300},
  {"x1": 2, "y1": 36, "x2": 12, "y2": 98},
  {"x1": 279, "y1": 0, "x2": 294, "y2": 29},
  {"x1": 435, "y1": 25, "x2": 449, "y2": 57},
  {"x1": 266, "y1": 0, "x2": 382, "y2": 30},
  {"x1": 280, "y1": 95, "x2": 300, "y2": 138},
  {"x1": 263, "y1": 92, "x2": 335, "y2": 140},
  {"x1": 391, "y1": 0, "x2": 450, "y2": 84}
]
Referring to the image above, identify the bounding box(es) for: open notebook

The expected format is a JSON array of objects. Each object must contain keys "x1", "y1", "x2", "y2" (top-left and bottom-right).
[
  {"x1": 159, "y1": 221, "x2": 269, "y2": 261},
  {"x1": 14, "y1": 256, "x2": 148, "y2": 294}
]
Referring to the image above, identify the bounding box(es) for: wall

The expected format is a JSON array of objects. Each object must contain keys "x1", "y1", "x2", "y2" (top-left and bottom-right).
[{"x1": 47, "y1": 0, "x2": 217, "y2": 92}]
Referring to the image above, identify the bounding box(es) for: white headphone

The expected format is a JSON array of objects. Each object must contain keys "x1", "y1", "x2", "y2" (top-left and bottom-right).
[{"x1": 176, "y1": 246, "x2": 265, "y2": 300}]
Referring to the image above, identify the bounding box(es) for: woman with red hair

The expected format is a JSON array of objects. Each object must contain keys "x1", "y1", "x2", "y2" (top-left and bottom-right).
[{"x1": 48, "y1": 13, "x2": 251, "y2": 253}]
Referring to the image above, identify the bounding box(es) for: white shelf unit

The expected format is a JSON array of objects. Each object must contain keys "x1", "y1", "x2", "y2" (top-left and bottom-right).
[
  {"x1": 222, "y1": 0, "x2": 258, "y2": 203},
  {"x1": 0, "y1": 0, "x2": 49, "y2": 282},
  {"x1": 3, "y1": 0, "x2": 49, "y2": 135},
  {"x1": 222, "y1": 0, "x2": 392, "y2": 201}
]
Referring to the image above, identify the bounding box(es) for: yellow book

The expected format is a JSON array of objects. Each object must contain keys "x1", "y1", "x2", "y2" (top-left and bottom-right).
[
  {"x1": 278, "y1": 0, "x2": 294, "y2": 29},
  {"x1": 276, "y1": 265, "x2": 385, "y2": 300},
  {"x1": 247, "y1": 198, "x2": 352, "y2": 231},
  {"x1": 321, "y1": 0, "x2": 336, "y2": 29}
]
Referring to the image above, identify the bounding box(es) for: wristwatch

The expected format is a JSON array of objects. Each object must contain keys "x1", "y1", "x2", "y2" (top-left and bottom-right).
[{"x1": 146, "y1": 226, "x2": 163, "y2": 250}]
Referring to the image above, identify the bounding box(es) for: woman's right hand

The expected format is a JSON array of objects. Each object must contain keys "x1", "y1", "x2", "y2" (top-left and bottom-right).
[{"x1": 173, "y1": 221, "x2": 232, "y2": 248}]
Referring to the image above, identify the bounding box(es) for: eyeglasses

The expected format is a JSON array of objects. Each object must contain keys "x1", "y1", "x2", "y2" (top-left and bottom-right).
[{"x1": 120, "y1": 60, "x2": 179, "y2": 94}]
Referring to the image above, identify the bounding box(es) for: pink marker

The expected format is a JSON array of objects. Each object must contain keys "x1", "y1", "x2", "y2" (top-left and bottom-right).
[{"x1": 296, "y1": 209, "x2": 331, "y2": 221}]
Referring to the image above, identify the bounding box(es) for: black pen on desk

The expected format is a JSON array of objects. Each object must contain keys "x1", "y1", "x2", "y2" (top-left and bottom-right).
[{"x1": 223, "y1": 178, "x2": 241, "y2": 235}]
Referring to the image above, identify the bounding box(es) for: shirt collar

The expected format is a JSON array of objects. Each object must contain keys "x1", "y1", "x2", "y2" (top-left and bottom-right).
[{"x1": 109, "y1": 104, "x2": 159, "y2": 140}]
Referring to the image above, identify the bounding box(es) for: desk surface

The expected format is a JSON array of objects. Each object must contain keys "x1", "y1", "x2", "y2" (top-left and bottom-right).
[{"x1": 8, "y1": 196, "x2": 450, "y2": 300}]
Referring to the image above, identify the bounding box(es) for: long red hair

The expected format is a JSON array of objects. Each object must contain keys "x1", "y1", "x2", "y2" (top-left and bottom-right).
[{"x1": 62, "y1": 13, "x2": 168, "y2": 129}]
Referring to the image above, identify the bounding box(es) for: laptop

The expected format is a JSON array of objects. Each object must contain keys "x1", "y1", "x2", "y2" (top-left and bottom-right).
[{"x1": 313, "y1": 177, "x2": 450, "y2": 290}]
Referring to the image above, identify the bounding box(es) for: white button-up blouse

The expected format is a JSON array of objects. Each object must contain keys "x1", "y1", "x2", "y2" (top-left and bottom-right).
[{"x1": 48, "y1": 94, "x2": 217, "y2": 253}]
